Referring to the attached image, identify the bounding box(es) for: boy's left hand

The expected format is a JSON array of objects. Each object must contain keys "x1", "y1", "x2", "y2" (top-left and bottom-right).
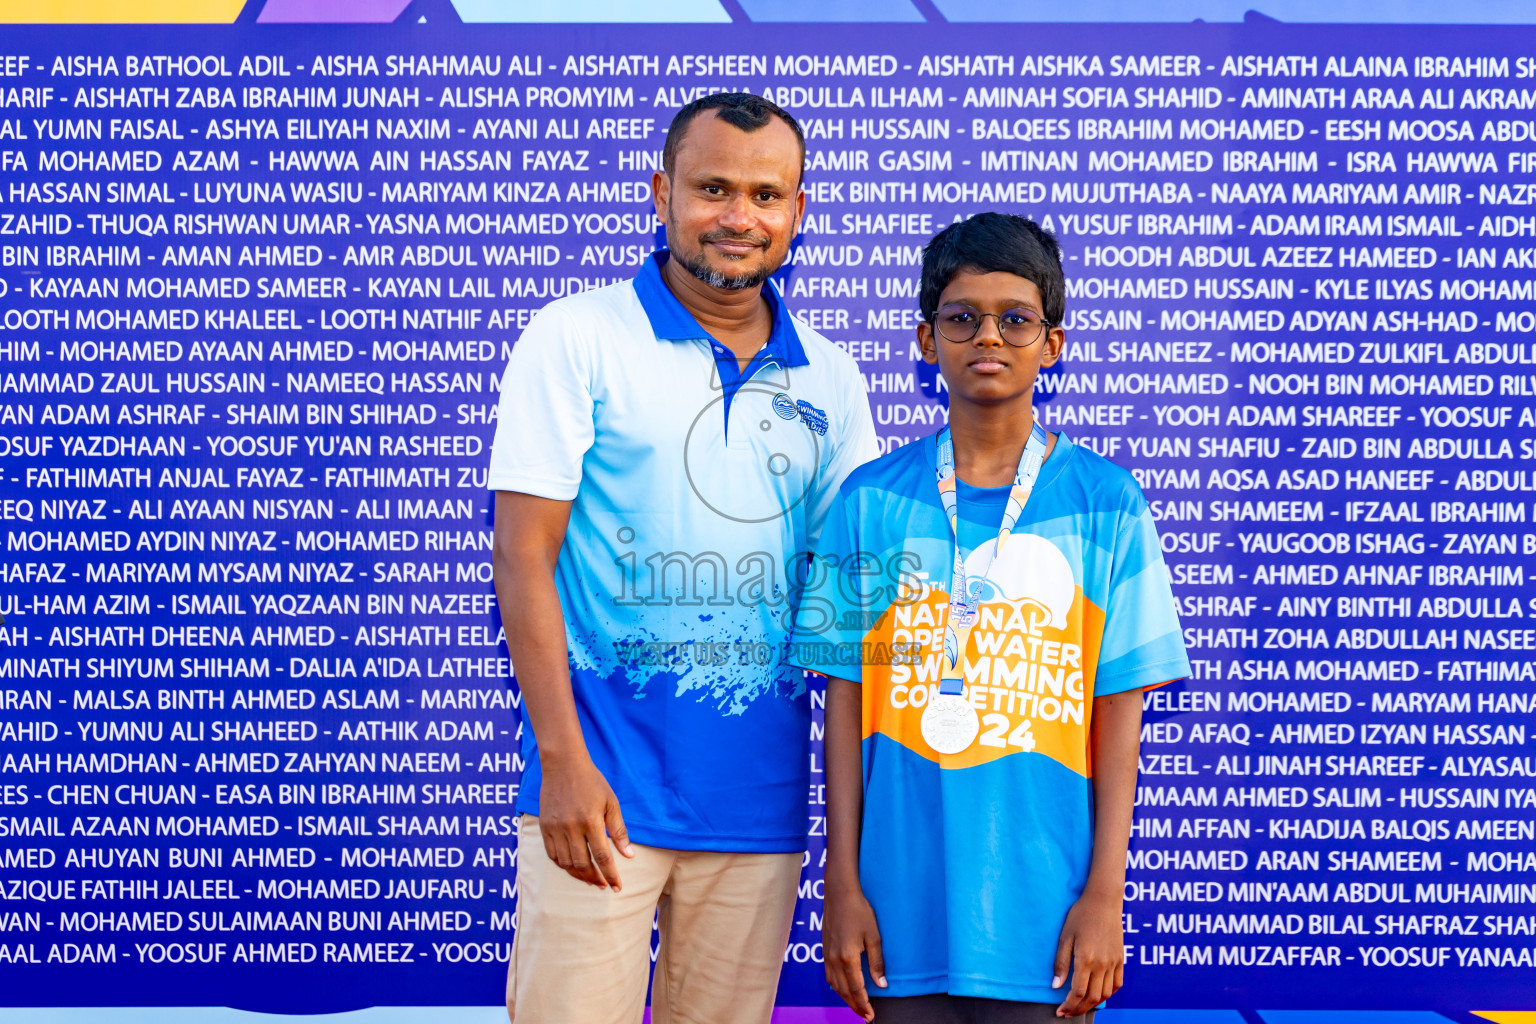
[{"x1": 1051, "y1": 889, "x2": 1124, "y2": 1017}]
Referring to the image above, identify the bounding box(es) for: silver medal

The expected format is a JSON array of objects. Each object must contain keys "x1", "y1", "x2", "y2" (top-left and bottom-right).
[{"x1": 921, "y1": 692, "x2": 980, "y2": 755}]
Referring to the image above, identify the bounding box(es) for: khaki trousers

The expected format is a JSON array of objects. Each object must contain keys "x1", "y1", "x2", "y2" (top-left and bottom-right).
[{"x1": 507, "y1": 815, "x2": 802, "y2": 1024}]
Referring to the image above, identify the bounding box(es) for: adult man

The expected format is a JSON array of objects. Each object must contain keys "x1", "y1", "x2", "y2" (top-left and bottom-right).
[{"x1": 489, "y1": 93, "x2": 877, "y2": 1024}]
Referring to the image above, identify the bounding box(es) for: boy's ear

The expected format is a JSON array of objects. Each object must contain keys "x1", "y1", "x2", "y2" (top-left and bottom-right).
[
  {"x1": 1039, "y1": 325, "x2": 1066, "y2": 368},
  {"x1": 917, "y1": 319, "x2": 939, "y2": 364}
]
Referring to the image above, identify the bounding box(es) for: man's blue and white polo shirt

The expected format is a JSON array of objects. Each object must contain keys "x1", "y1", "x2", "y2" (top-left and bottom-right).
[{"x1": 489, "y1": 250, "x2": 877, "y2": 852}]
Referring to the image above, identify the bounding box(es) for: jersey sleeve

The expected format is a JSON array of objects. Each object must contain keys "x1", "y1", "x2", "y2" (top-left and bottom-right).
[
  {"x1": 803, "y1": 354, "x2": 879, "y2": 550},
  {"x1": 487, "y1": 305, "x2": 595, "y2": 500},
  {"x1": 1094, "y1": 499, "x2": 1192, "y2": 697},
  {"x1": 787, "y1": 484, "x2": 873, "y2": 684}
]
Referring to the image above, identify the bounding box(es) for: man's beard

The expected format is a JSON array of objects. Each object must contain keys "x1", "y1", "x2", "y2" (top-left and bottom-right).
[{"x1": 671, "y1": 232, "x2": 778, "y2": 290}]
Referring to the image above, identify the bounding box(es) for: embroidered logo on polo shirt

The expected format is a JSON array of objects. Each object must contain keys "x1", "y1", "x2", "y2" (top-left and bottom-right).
[
  {"x1": 796, "y1": 399, "x2": 828, "y2": 436},
  {"x1": 772, "y1": 393, "x2": 798, "y2": 420}
]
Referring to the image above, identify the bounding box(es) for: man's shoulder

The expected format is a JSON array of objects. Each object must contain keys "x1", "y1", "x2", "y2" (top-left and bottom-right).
[
  {"x1": 533, "y1": 278, "x2": 644, "y2": 328},
  {"x1": 784, "y1": 310, "x2": 861, "y2": 379}
]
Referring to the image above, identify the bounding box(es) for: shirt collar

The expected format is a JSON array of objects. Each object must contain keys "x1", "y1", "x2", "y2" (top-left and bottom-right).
[
  {"x1": 632, "y1": 249, "x2": 809, "y2": 368},
  {"x1": 926, "y1": 427, "x2": 1075, "y2": 500}
]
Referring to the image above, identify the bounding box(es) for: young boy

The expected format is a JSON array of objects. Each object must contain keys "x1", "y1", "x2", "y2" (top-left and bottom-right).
[{"x1": 791, "y1": 213, "x2": 1190, "y2": 1023}]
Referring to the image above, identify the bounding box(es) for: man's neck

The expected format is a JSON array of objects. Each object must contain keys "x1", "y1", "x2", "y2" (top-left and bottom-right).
[
  {"x1": 947, "y1": 395, "x2": 1055, "y2": 488},
  {"x1": 660, "y1": 254, "x2": 772, "y2": 365}
]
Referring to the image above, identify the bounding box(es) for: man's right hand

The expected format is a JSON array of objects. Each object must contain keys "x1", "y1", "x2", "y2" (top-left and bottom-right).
[
  {"x1": 493, "y1": 492, "x2": 634, "y2": 892},
  {"x1": 537, "y1": 755, "x2": 635, "y2": 890}
]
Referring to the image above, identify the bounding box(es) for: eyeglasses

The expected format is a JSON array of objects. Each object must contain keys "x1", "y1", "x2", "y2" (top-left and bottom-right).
[{"x1": 931, "y1": 303, "x2": 1054, "y2": 347}]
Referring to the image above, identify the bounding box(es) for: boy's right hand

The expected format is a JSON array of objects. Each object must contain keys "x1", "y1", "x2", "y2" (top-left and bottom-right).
[
  {"x1": 823, "y1": 878, "x2": 886, "y2": 1022},
  {"x1": 537, "y1": 754, "x2": 634, "y2": 890}
]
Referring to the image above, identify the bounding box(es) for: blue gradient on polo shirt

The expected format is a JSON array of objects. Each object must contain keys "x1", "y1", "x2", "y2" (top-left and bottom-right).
[{"x1": 499, "y1": 251, "x2": 875, "y2": 852}]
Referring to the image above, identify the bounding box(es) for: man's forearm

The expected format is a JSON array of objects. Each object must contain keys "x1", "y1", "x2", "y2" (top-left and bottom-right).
[
  {"x1": 492, "y1": 491, "x2": 586, "y2": 765},
  {"x1": 492, "y1": 491, "x2": 634, "y2": 890}
]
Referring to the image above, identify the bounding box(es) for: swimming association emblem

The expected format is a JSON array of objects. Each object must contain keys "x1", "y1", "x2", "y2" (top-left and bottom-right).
[
  {"x1": 771, "y1": 392, "x2": 798, "y2": 420},
  {"x1": 795, "y1": 399, "x2": 828, "y2": 436}
]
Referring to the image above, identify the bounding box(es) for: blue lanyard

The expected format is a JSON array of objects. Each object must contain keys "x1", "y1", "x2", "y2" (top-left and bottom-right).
[{"x1": 933, "y1": 416, "x2": 1050, "y2": 696}]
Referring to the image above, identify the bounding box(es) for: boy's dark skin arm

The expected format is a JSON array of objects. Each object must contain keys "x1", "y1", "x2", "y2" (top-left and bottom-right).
[
  {"x1": 822, "y1": 674, "x2": 885, "y2": 1022},
  {"x1": 823, "y1": 265, "x2": 1135, "y2": 1018},
  {"x1": 1053, "y1": 688, "x2": 1143, "y2": 1017}
]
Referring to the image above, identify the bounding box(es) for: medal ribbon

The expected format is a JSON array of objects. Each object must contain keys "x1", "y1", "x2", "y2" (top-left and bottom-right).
[{"x1": 934, "y1": 415, "x2": 1049, "y2": 696}]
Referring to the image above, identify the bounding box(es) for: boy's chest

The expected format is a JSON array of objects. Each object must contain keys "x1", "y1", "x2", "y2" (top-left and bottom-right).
[
  {"x1": 880, "y1": 530, "x2": 1100, "y2": 676},
  {"x1": 865, "y1": 580, "x2": 1100, "y2": 775},
  {"x1": 882, "y1": 507, "x2": 1106, "y2": 619},
  {"x1": 859, "y1": 524, "x2": 1103, "y2": 776}
]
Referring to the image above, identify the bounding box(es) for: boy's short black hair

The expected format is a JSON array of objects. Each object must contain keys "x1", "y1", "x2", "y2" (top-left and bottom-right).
[
  {"x1": 662, "y1": 92, "x2": 806, "y2": 181},
  {"x1": 919, "y1": 213, "x2": 1065, "y2": 325}
]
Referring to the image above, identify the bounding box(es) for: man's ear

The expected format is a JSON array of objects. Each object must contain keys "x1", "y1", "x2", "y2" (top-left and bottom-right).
[
  {"x1": 1039, "y1": 326, "x2": 1066, "y2": 369},
  {"x1": 793, "y1": 185, "x2": 806, "y2": 237},
  {"x1": 652, "y1": 170, "x2": 669, "y2": 220},
  {"x1": 917, "y1": 319, "x2": 938, "y2": 365}
]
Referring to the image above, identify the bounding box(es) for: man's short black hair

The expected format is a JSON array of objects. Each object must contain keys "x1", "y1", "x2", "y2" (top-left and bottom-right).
[
  {"x1": 919, "y1": 212, "x2": 1066, "y2": 326},
  {"x1": 662, "y1": 92, "x2": 806, "y2": 180}
]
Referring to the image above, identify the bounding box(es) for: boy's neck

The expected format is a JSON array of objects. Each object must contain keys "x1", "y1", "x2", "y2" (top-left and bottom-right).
[{"x1": 947, "y1": 394, "x2": 1056, "y2": 488}]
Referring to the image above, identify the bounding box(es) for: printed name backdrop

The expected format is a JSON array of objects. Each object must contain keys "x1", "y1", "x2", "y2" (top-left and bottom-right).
[{"x1": 2, "y1": 9, "x2": 1536, "y2": 1022}]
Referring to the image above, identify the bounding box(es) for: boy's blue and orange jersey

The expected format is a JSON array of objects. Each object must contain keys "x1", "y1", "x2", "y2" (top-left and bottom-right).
[{"x1": 789, "y1": 429, "x2": 1190, "y2": 1003}]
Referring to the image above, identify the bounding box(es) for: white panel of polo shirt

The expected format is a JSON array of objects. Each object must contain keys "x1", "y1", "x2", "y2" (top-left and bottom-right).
[
  {"x1": 488, "y1": 265, "x2": 877, "y2": 688},
  {"x1": 487, "y1": 261, "x2": 878, "y2": 850}
]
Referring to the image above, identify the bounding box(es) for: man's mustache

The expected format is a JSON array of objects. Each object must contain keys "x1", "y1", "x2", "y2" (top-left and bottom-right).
[{"x1": 700, "y1": 230, "x2": 770, "y2": 249}]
